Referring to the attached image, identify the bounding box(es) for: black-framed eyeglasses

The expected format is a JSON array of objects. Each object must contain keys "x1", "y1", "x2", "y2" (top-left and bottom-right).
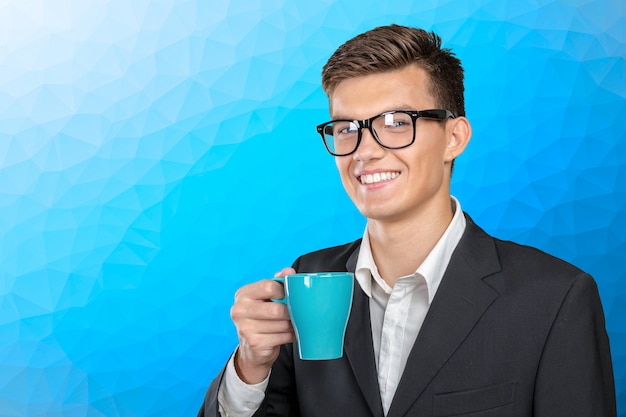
[{"x1": 316, "y1": 109, "x2": 456, "y2": 156}]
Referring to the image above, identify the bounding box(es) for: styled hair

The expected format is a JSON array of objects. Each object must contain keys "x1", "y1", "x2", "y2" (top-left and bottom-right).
[{"x1": 321, "y1": 24, "x2": 465, "y2": 117}]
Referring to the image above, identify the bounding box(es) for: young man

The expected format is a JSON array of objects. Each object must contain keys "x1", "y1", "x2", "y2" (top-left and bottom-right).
[{"x1": 197, "y1": 25, "x2": 616, "y2": 417}]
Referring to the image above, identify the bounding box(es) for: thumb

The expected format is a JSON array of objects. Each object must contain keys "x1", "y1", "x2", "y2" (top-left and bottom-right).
[{"x1": 274, "y1": 267, "x2": 296, "y2": 277}]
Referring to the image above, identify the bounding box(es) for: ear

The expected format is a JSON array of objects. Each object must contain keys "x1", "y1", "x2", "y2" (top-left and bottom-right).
[{"x1": 444, "y1": 116, "x2": 472, "y2": 162}]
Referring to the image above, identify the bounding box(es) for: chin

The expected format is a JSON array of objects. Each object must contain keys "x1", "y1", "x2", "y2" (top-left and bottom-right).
[{"x1": 357, "y1": 205, "x2": 398, "y2": 222}]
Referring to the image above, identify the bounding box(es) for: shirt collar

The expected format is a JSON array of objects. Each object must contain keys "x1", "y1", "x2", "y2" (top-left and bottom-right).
[{"x1": 355, "y1": 196, "x2": 466, "y2": 303}]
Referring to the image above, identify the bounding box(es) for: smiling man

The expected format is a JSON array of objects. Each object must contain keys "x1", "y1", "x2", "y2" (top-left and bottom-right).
[{"x1": 197, "y1": 25, "x2": 616, "y2": 417}]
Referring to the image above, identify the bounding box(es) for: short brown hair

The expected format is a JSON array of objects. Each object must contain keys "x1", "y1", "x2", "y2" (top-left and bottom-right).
[{"x1": 322, "y1": 24, "x2": 465, "y2": 117}]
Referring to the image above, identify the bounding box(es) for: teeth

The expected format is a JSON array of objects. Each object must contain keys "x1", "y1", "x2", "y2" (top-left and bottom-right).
[{"x1": 359, "y1": 172, "x2": 399, "y2": 185}]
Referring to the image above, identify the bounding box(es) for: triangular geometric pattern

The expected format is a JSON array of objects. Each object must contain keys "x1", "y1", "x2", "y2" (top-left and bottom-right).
[{"x1": 0, "y1": 0, "x2": 624, "y2": 416}]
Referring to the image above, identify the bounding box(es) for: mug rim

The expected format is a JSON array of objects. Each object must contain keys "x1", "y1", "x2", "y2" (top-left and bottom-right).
[{"x1": 285, "y1": 272, "x2": 353, "y2": 278}]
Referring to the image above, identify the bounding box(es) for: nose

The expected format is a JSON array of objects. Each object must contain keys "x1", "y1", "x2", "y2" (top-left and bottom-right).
[{"x1": 353, "y1": 127, "x2": 385, "y2": 161}]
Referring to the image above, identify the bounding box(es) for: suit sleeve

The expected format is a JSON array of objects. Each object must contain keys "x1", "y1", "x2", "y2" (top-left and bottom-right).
[
  {"x1": 197, "y1": 366, "x2": 226, "y2": 417},
  {"x1": 533, "y1": 273, "x2": 616, "y2": 416},
  {"x1": 251, "y1": 344, "x2": 301, "y2": 417}
]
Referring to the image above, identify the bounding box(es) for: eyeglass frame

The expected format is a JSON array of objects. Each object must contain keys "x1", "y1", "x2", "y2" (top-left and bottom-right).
[{"x1": 316, "y1": 109, "x2": 456, "y2": 156}]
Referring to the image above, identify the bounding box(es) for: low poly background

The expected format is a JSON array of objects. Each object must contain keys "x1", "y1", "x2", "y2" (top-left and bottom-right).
[{"x1": 0, "y1": 0, "x2": 624, "y2": 415}]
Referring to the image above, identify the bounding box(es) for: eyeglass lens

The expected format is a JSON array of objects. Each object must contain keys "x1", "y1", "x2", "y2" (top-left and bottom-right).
[{"x1": 323, "y1": 111, "x2": 414, "y2": 155}]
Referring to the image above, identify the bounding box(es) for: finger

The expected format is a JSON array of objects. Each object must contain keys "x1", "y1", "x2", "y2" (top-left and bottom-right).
[
  {"x1": 240, "y1": 331, "x2": 296, "y2": 351},
  {"x1": 231, "y1": 296, "x2": 291, "y2": 322},
  {"x1": 235, "y1": 279, "x2": 285, "y2": 302},
  {"x1": 274, "y1": 267, "x2": 296, "y2": 277},
  {"x1": 237, "y1": 318, "x2": 295, "y2": 338}
]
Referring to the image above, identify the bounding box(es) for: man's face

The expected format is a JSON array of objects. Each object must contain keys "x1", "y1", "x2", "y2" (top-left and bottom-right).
[{"x1": 330, "y1": 65, "x2": 463, "y2": 224}]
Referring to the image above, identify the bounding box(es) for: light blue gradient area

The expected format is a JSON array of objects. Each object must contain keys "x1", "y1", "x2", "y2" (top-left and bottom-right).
[{"x1": 0, "y1": 0, "x2": 624, "y2": 415}]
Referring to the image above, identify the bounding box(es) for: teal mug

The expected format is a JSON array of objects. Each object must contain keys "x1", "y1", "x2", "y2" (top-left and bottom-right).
[{"x1": 272, "y1": 272, "x2": 354, "y2": 360}]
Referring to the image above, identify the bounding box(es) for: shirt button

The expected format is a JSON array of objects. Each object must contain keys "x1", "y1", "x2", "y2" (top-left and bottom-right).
[{"x1": 244, "y1": 402, "x2": 257, "y2": 410}]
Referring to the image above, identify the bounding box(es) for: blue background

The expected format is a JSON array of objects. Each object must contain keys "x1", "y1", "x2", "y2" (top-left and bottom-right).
[{"x1": 0, "y1": 0, "x2": 624, "y2": 415}]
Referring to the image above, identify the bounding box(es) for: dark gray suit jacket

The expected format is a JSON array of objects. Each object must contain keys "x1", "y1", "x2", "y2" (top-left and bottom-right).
[{"x1": 198, "y1": 215, "x2": 616, "y2": 416}]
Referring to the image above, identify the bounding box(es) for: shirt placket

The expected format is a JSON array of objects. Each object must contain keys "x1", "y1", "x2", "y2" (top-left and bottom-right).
[{"x1": 378, "y1": 280, "x2": 413, "y2": 413}]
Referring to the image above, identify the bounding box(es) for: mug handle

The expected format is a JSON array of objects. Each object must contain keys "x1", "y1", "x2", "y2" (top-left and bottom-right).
[{"x1": 270, "y1": 277, "x2": 287, "y2": 304}]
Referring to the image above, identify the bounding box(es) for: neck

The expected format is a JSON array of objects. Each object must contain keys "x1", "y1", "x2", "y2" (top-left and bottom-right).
[{"x1": 367, "y1": 197, "x2": 455, "y2": 287}]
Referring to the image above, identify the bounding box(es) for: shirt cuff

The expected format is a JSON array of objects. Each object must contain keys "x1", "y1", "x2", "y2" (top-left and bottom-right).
[{"x1": 217, "y1": 349, "x2": 270, "y2": 417}]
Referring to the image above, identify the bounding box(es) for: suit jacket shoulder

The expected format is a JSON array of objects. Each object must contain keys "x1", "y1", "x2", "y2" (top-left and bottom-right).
[
  {"x1": 456, "y1": 214, "x2": 588, "y2": 288},
  {"x1": 291, "y1": 239, "x2": 362, "y2": 273},
  {"x1": 475, "y1": 223, "x2": 593, "y2": 301}
]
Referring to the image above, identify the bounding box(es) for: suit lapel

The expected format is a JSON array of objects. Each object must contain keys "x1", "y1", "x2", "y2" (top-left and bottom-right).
[
  {"x1": 386, "y1": 217, "x2": 502, "y2": 417},
  {"x1": 343, "y1": 246, "x2": 385, "y2": 417}
]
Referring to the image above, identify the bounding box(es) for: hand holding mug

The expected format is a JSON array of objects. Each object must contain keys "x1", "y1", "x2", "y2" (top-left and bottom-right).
[{"x1": 230, "y1": 268, "x2": 296, "y2": 384}]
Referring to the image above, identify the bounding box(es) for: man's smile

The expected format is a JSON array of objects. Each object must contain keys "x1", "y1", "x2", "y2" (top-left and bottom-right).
[{"x1": 358, "y1": 171, "x2": 400, "y2": 185}]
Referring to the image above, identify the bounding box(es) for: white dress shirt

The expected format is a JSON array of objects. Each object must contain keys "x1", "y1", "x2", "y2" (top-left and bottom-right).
[
  {"x1": 218, "y1": 197, "x2": 466, "y2": 417},
  {"x1": 356, "y1": 196, "x2": 466, "y2": 413}
]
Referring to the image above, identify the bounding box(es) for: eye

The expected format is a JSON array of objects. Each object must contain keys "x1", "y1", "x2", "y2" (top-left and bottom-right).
[
  {"x1": 382, "y1": 113, "x2": 412, "y2": 130},
  {"x1": 334, "y1": 121, "x2": 359, "y2": 136}
]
